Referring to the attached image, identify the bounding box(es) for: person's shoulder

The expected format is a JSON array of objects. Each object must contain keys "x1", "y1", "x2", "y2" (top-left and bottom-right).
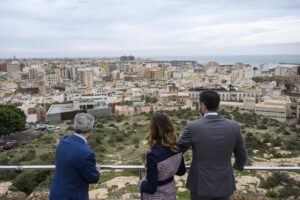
[
  {"x1": 148, "y1": 144, "x2": 169, "y2": 157},
  {"x1": 187, "y1": 118, "x2": 203, "y2": 127},
  {"x1": 223, "y1": 117, "x2": 240, "y2": 127},
  {"x1": 60, "y1": 134, "x2": 71, "y2": 141},
  {"x1": 57, "y1": 135, "x2": 72, "y2": 146},
  {"x1": 148, "y1": 145, "x2": 162, "y2": 155}
]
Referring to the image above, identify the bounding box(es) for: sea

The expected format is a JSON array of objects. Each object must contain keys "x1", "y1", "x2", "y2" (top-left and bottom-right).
[{"x1": 151, "y1": 54, "x2": 300, "y2": 67}]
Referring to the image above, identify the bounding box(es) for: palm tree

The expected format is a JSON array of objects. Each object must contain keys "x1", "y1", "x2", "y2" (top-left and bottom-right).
[
  {"x1": 253, "y1": 67, "x2": 258, "y2": 77},
  {"x1": 228, "y1": 84, "x2": 235, "y2": 101}
]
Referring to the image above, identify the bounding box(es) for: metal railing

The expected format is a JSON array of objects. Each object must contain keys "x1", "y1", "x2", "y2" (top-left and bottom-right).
[
  {"x1": 0, "y1": 165, "x2": 298, "y2": 184},
  {"x1": 0, "y1": 165, "x2": 300, "y2": 171},
  {"x1": 1, "y1": 165, "x2": 299, "y2": 180}
]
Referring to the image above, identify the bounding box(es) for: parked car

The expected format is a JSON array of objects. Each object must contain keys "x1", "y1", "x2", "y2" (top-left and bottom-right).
[
  {"x1": 35, "y1": 124, "x2": 47, "y2": 131},
  {"x1": 21, "y1": 124, "x2": 31, "y2": 130},
  {"x1": 3, "y1": 140, "x2": 17, "y2": 150},
  {"x1": 47, "y1": 125, "x2": 60, "y2": 132}
]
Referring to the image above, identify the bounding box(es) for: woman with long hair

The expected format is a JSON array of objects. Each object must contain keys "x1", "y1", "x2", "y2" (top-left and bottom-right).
[{"x1": 140, "y1": 113, "x2": 186, "y2": 200}]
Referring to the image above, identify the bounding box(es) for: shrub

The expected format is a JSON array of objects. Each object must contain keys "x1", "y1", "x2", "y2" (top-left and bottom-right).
[
  {"x1": 19, "y1": 149, "x2": 36, "y2": 162},
  {"x1": 278, "y1": 184, "x2": 300, "y2": 199},
  {"x1": 13, "y1": 170, "x2": 50, "y2": 195},
  {"x1": 259, "y1": 172, "x2": 300, "y2": 198},
  {"x1": 132, "y1": 122, "x2": 139, "y2": 128},
  {"x1": 257, "y1": 124, "x2": 267, "y2": 130},
  {"x1": 245, "y1": 133, "x2": 267, "y2": 152},
  {"x1": 283, "y1": 131, "x2": 291, "y2": 135},
  {"x1": 116, "y1": 134, "x2": 124, "y2": 142},
  {"x1": 66, "y1": 126, "x2": 74, "y2": 131},
  {"x1": 96, "y1": 124, "x2": 104, "y2": 128},
  {"x1": 259, "y1": 172, "x2": 295, "y2": 189},
  {"x1": 0, "y1": 155, "x2": 9, "y2": 165},
  {"x1": 131, "y1": 137, "x2": 139, "y2": 144},
  {"x1": 94, "y1": 135, "x2": 102, "y2": 145},
  {"x1": 66, "y1": 120, "x2": 73, "y2": 125},
  {"x1": 284, "y1": 140, "x2": 300, "y2": 150},
  {"x1": 39, "y1": 152, "x2": 55, "y2": 164},
  {"x1": 266, "y1": 190, "x2": 279, "y2": 198},
  {"x1": 0, "y1": 170, "x2": 18, "y2": 181},
  {"x1": 115, "y1": 115, "x2": 124, "y2": 123}
]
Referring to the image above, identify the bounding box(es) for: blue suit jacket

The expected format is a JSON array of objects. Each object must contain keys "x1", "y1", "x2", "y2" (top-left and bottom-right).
[{"x1": 50, "y1": 134, "x2": 100, "y2": 200}]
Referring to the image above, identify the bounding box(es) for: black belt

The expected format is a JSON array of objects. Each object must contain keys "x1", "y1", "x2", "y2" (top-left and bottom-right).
[{"x1": 157, "y1": 177, "x2": 174, "y2": 186}]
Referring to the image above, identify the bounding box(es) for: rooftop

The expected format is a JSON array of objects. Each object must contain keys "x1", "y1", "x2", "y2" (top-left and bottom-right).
[{"x1": 46, "y1": 103, "x2": 73, "y2": 115}]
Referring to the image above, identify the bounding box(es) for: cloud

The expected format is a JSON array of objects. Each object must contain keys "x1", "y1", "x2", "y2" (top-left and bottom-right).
[{"x1": 0, "y1": 0, "x2": 300, "y2": 57}]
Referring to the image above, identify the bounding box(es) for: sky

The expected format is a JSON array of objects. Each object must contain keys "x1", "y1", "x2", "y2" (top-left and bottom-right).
[{"x1": 0, "y1": 0, "x2": 300, "y2": 58}]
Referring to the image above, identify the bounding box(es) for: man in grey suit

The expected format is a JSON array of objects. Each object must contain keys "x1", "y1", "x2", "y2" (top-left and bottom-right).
[{"x1": 179, "y1": 90, "x2": 248, "y2": 200}]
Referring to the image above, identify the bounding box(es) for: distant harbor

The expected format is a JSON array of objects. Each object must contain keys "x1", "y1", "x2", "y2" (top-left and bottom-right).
[{"x1": 152, "y1": 54, "x2": 300, "y2": 66}]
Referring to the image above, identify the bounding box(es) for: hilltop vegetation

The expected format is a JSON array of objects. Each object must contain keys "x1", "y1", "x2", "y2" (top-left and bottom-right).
[
  {"x1": 0, "y1": 108, "x2": 299, "y2": 199},
  {"x1": 0, "y1": 105, "x2": 26, "y2": 138}
]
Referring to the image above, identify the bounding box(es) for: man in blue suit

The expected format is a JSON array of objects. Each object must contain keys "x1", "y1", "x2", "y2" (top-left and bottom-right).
[{"x1": 50, "y1": 113, "x2": 100, "y2": 200}]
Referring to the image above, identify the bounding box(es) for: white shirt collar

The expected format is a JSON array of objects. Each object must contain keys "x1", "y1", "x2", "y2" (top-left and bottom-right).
[
  {"x1": 204, "y1": 112, "x2": 218, "y2": 118},
  {"x1": 74, "y1": 133, "x2": 88, "y2": 144}
]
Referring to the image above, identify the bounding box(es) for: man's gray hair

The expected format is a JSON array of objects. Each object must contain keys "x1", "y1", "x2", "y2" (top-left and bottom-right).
[{"x1": 74, "y1": 113, "x2": 95, "y2": 133}]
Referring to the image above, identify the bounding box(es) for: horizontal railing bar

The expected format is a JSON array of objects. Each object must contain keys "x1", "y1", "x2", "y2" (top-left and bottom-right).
[{"x1": 0, "y1": 165, "x2": 299, "y2": 171}]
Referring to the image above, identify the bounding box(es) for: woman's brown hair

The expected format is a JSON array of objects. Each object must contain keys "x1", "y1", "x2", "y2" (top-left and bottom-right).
[{"x1": 147, "y1": 113, "x2": 178, "y2": 152}]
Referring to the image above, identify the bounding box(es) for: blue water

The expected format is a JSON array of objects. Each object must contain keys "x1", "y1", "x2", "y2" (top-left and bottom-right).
[{"x1": 151, "y1": 55, "x2": 300, "y2": 66}]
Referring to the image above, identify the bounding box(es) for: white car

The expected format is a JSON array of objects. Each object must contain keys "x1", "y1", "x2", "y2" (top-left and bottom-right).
[
  {"x1": 35, "y1": 124, "x2": 47, "y2": 130},
  {"x1": 47, "y1": 125, "x2": 60, "y2": 132}
]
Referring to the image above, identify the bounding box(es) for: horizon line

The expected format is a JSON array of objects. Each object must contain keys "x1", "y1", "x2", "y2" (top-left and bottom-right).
[{"x1": 0, "y1": 54, "x2": 300, "y2": 60}]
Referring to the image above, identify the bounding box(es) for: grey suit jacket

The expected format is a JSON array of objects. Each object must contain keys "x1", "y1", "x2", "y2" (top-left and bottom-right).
[{"x1": 178, "y1": 115, "x2": 248, "y2": 197}]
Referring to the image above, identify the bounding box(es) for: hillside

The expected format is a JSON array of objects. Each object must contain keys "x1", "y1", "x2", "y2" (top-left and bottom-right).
[{"x1": 0, "y1": 108, "x2": 299, "y2": 199}]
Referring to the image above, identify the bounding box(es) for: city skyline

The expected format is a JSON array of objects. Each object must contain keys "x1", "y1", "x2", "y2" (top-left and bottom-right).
[{"x1": 1, "y1": 0, "x2": 300, "y2": 57}]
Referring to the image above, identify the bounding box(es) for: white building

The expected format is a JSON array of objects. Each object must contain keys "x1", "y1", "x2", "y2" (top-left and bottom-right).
[
  {"x1": 43, "y1": 74, "x2": 60, "y2": 86},
  {"x1": 189, "y1": 88, "x2": 261, "y2": 102},
  {"x1": 275, "y1": 67, "x2": 289, "y2": 76},
  {"x1": 220, "y1": 97, "x2": 291, "y2": 122}
]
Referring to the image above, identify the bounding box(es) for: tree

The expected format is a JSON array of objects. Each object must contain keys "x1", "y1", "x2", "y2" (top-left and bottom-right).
[
  {"x1": 228, "y1": 84, "x2": 235, "y2": 101},
  {"x1": 145, "y1": 96, "x2": 158, "y2": 104},
  {"x1": 0, "y1": 105, "x2": 26, "y2": 138},
  {"x1": 253, "y1": 67, "x2": 258, "y2": 77}
]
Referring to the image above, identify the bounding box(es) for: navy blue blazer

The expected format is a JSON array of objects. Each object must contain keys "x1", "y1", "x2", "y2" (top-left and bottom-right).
[{"x1": 50, "y1": 134, "x2": 100, "y2": 200}]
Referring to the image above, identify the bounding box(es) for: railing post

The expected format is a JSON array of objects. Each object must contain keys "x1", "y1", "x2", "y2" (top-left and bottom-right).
[{"x1": 139, "y1": 169, "x2": 143, "y2": 180}]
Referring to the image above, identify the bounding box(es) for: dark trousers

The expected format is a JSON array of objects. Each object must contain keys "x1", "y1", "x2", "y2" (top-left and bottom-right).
[{"x1": 191, "y1": 193, "x2": 231, "y2": 200}]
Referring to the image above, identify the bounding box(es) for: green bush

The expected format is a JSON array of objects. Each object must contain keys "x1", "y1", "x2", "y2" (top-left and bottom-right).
[
  {"x1": 283, "y1": 131, "x2": 291, "y2": 135},
  {"x1": 278, "y1": 184, "x2": 300, "y2": 199},
  {"x1": 284, "y1": 140, "x2": 300, "y2": 150},
  {"x1": 39, "y1": 152, "x2": 55, "y2": 164},
  {"x1": 245, "y1": 133, "x2": 267, "y2": 152},
  {"x1": 131, "y1": 137, "x2": 139, "y2": 144},
  {"x1": 13, "y1": 170, "x2": 50, "y2": 195},
  {"x1": 116, "y1": 134, "x2": 124, "y2": 142},
  {"x1": 266, "y1": 190, "x2": 279, "y2": 198},
  {"x1": 0, "y1": 155, "x2": 9, "y2": 165},
  {"x1": 260, "y1": 172, "x2": 300, "y2": 198},
  {"x1": 0, "y1": 170, "x2": 18, "y2": 181},
  {"x1": 19, "y1": 149, "x2": 36, "y2": 162},
  {"x1": 66, "y1": 120, "x2": 73, "y2": 125},
  {"x1": 66, "y1": 126, "x2": 74, "y2": 131},
  {"x1": 257, "y1": 124, "x2": 267, "y2": 130}
]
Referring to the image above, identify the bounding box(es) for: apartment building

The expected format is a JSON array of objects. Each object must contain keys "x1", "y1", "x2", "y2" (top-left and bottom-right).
[{"x1": 77, "y1": 68, "x2": 94, "y2": 88}]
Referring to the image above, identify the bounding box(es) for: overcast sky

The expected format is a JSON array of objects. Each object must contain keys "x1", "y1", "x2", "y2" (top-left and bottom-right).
[{"x1": 1, "y1": 0, "x2": 300, "y2": 58}]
